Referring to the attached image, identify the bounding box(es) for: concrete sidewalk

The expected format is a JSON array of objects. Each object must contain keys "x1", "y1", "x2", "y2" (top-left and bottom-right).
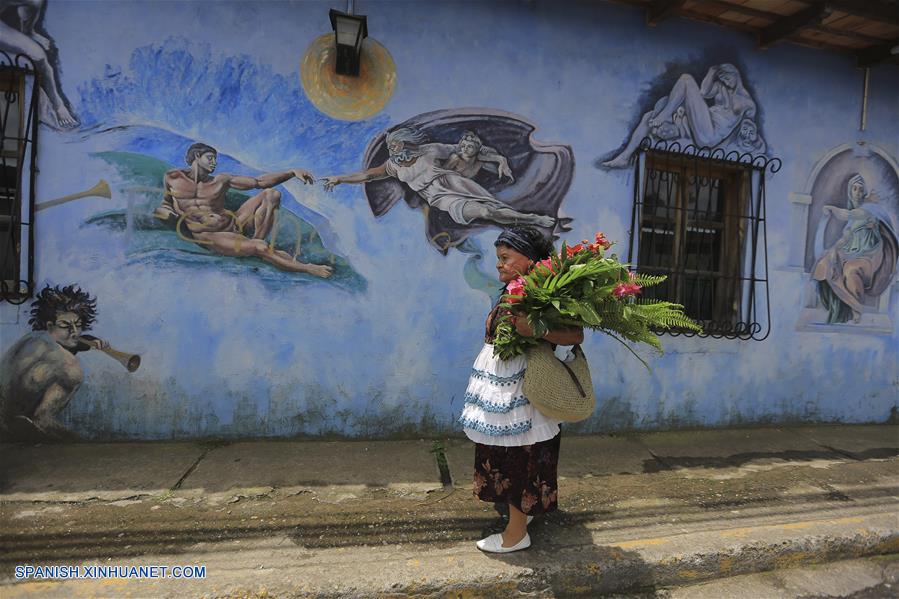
[{"x1": 1, "y1": 424, "x2": 897, "y2": 597}]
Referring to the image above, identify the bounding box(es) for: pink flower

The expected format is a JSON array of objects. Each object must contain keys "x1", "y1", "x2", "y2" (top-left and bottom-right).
[
  {"x1": 540, "y1": 483, "x2": 558, "y2": 509},
  {"x1": 492, "y1": 472, "x2": 511, "y2": 495},
  {"x1": 505, "y1": 276, "x2": 526, "y2": 303},
  {"x1": 613, "y1": 282, "x2": 642, "y2": 298},
  {"x1": 521, "y1": 491, "x2": 538, "y2": 514},
  {"x1": 473, "y1": 472, "x2": 486, "y2": 494},
  {"x1": 536, "y1": 258, "x2": 555, "y2": 273}
]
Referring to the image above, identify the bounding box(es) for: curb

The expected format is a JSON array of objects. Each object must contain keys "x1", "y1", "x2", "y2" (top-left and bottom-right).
[
  {"x1": 338, "y1": 511, "x2": 899, "y2": 598},
  {"x1": 1, "y1": 511, "x2": 896, "y2": 598}
]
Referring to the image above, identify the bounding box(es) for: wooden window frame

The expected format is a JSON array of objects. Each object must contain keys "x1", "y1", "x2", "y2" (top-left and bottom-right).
[
  {"x1": 635, "y1": 151, "x2": 755, "y2": 331},
  {"x1": 0, "y1": 61, "x2": 37, "y2": 303}
]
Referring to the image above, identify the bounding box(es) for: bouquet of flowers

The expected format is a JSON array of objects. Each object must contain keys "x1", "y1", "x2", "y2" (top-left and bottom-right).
[{"x1": 493, "y1": 232, "x2": 702, "y2": 366}]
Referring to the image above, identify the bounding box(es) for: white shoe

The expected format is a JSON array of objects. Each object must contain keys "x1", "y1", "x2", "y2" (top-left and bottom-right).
[{"x1": 476, "y1": 533, "x2": 531, "y2": 553}]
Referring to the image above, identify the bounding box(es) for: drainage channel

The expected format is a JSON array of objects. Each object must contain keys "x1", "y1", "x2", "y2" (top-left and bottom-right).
[{"x1": 171, "y1": 442, "x2": 228, "y2": 491}]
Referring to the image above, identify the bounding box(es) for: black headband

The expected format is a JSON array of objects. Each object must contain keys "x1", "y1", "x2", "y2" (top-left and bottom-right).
[{"x1": 495, "y1": 229, "x2": 543, "y2": 262}]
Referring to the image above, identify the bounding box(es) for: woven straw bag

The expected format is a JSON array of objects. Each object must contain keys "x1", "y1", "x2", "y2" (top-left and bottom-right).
[{"x1": 523, "y1": 342, "x2": 595, "y2": 422}]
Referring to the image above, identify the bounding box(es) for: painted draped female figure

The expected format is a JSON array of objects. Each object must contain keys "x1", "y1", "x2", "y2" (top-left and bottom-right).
[{"x1": 812, "y1": 174, "x2": 899, "y2": 324}]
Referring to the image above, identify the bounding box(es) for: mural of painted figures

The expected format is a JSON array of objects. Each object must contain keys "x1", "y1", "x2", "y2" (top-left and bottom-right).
[
  {"x1": 154, "y1": 142, "x2": 333, "y2": 278},
  {"x1": 0, "y1": 285, "x2": 139, "y2": 442},
  {"x1": 0, "y1": 0, "x2": 77, "y2": 128},
  {"x1": 326, "y1": 109, "x2": 573, "y2": 254},
  {"x1": 602, "y1": 63, "x2": 766, "y2": 168},
  {"x1": 812, "y1": 174, "x2": 898, "y2": 324},
  {"x1": 325, "y1": 126, "x2": 552, "y2": 228}
]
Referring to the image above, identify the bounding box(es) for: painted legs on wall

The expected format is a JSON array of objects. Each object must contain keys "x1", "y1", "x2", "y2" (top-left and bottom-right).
[{"x1": 193, "y1": 231, "x2": 333, "y2": 277}]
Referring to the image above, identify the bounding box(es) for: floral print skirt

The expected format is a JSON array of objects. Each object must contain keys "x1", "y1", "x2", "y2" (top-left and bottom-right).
[{"x1": 473, "y1": 430, "x2": 561, "y2": 515}]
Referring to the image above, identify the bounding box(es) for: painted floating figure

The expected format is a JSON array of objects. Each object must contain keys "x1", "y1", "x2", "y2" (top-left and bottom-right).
[
  {"x1": 324, "y1": 127, "x2": 552, "y2": 228},
  {"x1": 443, "y1": 130, "x2": 515, "y2": 182},
  {"x1": 154, "y1": 143, "x2": 333, "y2": 278},
  {"x1": 0, "y1": 285, "x2": 110, "y2": 441},
  {"x1": 603, "y1": 63, "x2": 764, "y2": 168},
  {"x1": 324, "y1": 109, "x2": 573, "y2": 254},
  {"x1": 812, "y1": 174, "x2": 898, "y2": 324},
  {"x1": 0, "y1": 0, "x2": 78, "y2": 128}
]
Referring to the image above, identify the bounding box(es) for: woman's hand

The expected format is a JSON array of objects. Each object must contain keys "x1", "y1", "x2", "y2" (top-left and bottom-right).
[
  {"x1": 512, "y1": 315, "x2": 534, "y2": 337},
  {"x1": 545, "y1": 327, "x2": 585, "y2": 346}
]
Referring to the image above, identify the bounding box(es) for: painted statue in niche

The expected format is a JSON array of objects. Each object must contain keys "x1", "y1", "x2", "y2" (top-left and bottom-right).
[
  {"x1": 811, "y1": 174, "x2": 898, "y2": 324},
  {"x1": 601, "y1": 63, "x2": 766, "y2": 168},
  {"x1": 153, "y1": 142, "x2": 333, "y2": 278},
  {"x1": 324, "y1": 108, "x2": 573, "y2": 255},
  {"x1": 0, "y1": 285, "x2": 140, "y2": 442},
  {"x1": 0, "y1": 0, "x2": 78, "y2": 128}
]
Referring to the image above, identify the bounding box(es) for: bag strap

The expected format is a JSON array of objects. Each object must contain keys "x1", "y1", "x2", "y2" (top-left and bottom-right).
[{"x1": 555, "y1": 345, "x2": 586, "y2": 398}]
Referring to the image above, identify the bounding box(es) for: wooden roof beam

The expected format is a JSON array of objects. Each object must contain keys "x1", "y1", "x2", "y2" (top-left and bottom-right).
[
  {"x1": 813, "y1": 24, "x2": 893, "y2": 45},
  {"x1": 687, "y1": 1, "x2": 887, "y2": 44},
  {"x1": 646, "y1": 0, "x2": 687, "y2": 26},
  {"x1": 700, "y1": 0, "x2": 773, "y2": 21},
  {"x1": 758, "y1": 3, "x2": 833, "y2": 49},
  {"x1": 857, "y1": 38, "x2": 899, "y2": 67},
  {"x1": 824, "y1": 0, "x2": 899, "y2": 27}
]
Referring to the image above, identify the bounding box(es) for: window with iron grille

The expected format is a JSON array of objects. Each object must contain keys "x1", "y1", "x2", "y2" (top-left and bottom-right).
[
  {"x1": 628, "y1": 141, "x2": 779, "y2": 340},
  {"x1": 1, "y1": 56, "x2": 38, "y2": 303}
]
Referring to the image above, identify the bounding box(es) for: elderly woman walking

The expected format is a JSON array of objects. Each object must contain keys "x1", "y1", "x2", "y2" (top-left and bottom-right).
[{"x1": 458, "y1": 226, "x2": 583, "y2": 553}]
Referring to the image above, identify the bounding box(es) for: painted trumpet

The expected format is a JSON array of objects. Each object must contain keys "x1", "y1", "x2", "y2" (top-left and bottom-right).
[
  {"x1": 35, "y1": 179, "x2": 112, "y2": 212},
  {"x1": 79, "y1": 337, "x2": 141, "y2": 372}
]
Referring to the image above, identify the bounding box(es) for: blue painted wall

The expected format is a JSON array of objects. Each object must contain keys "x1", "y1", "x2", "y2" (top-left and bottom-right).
[{"x1": 1, "y1": 0, "x2": 897, "y2": 439}]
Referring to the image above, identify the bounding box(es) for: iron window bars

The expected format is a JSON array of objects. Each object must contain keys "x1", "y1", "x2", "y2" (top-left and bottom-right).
[
  {"x1": 628, "y1": 138, "x2": 781, "y2": 340},
  {"x1": 0, "y1": 52, "x2": 38, "y2": 304}
]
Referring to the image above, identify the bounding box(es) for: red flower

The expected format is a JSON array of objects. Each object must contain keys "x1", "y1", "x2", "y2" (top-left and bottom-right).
[
  {"x1": 565, "y1": 243, "x2": 584, "y2": 257},
  {"x1": 594, "y1": 232, "x2": 613, "y2": 250},
  {"x1": 505, "y1": 276, "x2": 526, "y2": 303},
  {"x1": 613, "y1": 282, "x2": 642, "y2": 298}
]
